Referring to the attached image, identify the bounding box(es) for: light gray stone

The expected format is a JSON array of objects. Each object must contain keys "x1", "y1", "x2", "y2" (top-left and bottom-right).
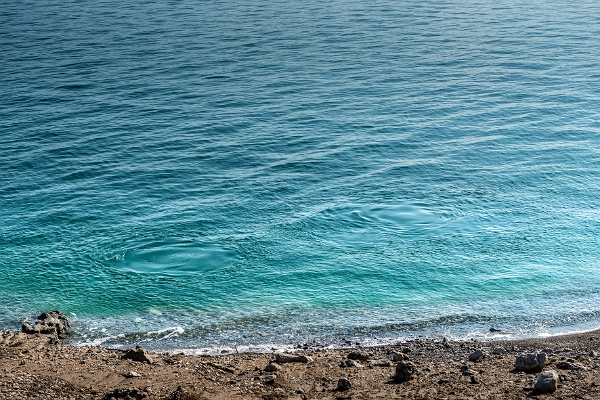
[
  {"x1": 534, "y1": 370, "x2": 558, "y2": 394},
  {"x1": 369, "y1": 359, "x2": 392, "y2": 367},
  {"x1": 274, "y1": 354, "x2": 312, "y2": 363},
  {"x1": 515, "y1": 353, "x2": 547, "y2": 372}
]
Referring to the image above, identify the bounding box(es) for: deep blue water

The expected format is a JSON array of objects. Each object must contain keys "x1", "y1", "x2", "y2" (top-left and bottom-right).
[{"x1": 2, "y1": 0, "x2": 600, "y2": 353}]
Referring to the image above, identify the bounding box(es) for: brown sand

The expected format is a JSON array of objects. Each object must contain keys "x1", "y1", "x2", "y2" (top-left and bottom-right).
[{"x1": 1, "y1": 329, "x2": 600, "y2": 399}]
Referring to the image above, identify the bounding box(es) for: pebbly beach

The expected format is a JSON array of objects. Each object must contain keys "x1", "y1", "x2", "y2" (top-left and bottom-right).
[{"x1": 1, "y1": 311, "x2": 600, "y2": 399}]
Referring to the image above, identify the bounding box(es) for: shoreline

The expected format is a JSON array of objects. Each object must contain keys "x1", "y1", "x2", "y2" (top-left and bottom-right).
[{"x1": 2, "y1": 326, "x2": 600, "y2": 399}]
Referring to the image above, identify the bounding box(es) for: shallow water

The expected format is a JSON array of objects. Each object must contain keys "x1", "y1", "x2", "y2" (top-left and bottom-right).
[{"x1": 2, "y1": 0, "x2": 600, "y2": 352}]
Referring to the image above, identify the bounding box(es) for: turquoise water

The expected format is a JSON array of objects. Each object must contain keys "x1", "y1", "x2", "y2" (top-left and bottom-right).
[{"x1": 2, "y1": 0, "x2": 600, "y2": 352}]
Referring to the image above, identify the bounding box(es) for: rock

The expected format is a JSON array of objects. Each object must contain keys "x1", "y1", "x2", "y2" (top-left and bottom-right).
[
  {"x1": 341, "y1": 359, "x2": 362, "y2": 368},
  {"x1": 492, "y1": 347, "x2": 506, "y2": 355},
  {"x1": 534, "y1": 370, "x2": 558, "y2": 394},
  {"x1": 470, "y1": 375, "x2": 479, "y2": 384},
  {"x1": 166, "y1": 386, "x2": 204, "y2": 400},
  {"x1": 122, "y1": 346, "x2": 154, "y2": 364},
  {"x1": 259, "y1": 374, "x2": 276, "y2": 384},
  {"x1": 347, "y1": 350, "x2": 370, "y2": 361},
  {"x1": 102, "y1": 388, "x2": 147, "y2": 399},
  {"x1": 515, "y1": 353, "x2": 547, "y2": 372},
  {"x1": 369, "y1": 359, "x2": 392, "y2": 367},
  {"x1": 337, "y1": 377, "x2": 351, "y2": 391},
  {"x1": 462, "y1": 369, "x2": 476, "y2": 376},
  {"x1": 264, "y1": 362, "x2": 281, "y2": 372},
  {"x1": 542, "y1": 348, "x2": 554, "y2": 355},
  {"x1": 392, "y1": 352, "x2": 410, "y2": 361},
  {"x1": 274, "y1": 353, "x2": 312, "y2": 363},
  {"x1": 469, "y1": 349, "x2": 484, "y2": 362},
  {"x1": 21, "y1": 311, "x2": 71, "y2": 339},
  {"x1": 394, "y1": 361, "x2": 417, "y2": 382},
  {"x1": 124, "y1": 371, "x2": 142, "y2": 378},
  {"x1": 557, "y1": 361, "x2": 587, "y2": 371},
  {"x1": 590, "y1": 350, "x2": 598, "y2": 358},
  {"x1": 489, "y1": 327, "x2": 503, "y2": 333}
]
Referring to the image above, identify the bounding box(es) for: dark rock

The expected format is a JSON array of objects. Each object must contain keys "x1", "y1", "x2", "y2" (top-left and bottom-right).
[
  {"x1": 102, "y1": 388, "x2": 147, "y2": 399},
  {"x1": 534, "y1": 370, "x2": 558, "y2": 394},
  {"x1": 167, "y1": 386, "x2": 205, "y2": 400},
  {"x1": 347, "y1": 350, "x2": 370, "y2": 361},
  {"x1": 556, "y1": 361, "x2": 587, "y2": 371},
  {"x1": 590, "y1": 350, "x2": 598, "y2": 358},
  {"x1": 492, "y1": 347, "x2": 506, "y2": 355},
  {"x1": 542, "y1": 348, "x2": 554, "y2": 355},
  {"x1": 394, "y1": 361, "x2": 417, "y2": 382},
  {"x1": 515, "y1": 353, "x2": 547, "y2": 372},
  {"x1": 259, "y1": 374, "x2": 276, "y2": 384},
  {"x1": 469, "y1": 349, "x2": 484, "y2": 362},
  {"x1": 21, "y1": 311, "x2": 71, "y2": 339},
  {"x1": 341, "y1": 359, "x2": 362, "y2": 368},
  {"x1": 392, "y1": 352, "x2": 410, "y2": 361},
  {"x1": 264, "y1": 362, "x2": 281, "y2": 372},
  {"x1": 337, "y1": 377, "x2": 351, "y2": 391},
  {"x1": 274, "y1": 353, "x2": 312, "y2": 363},
  {"x1": 122, "y1": 346, "x2": 154, "y2": 364},
  {"x1": 462, "y1": 369, "x2": 476, "y2": 376}
]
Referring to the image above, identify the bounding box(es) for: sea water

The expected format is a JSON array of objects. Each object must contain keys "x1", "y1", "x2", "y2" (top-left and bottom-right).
[{"x1": 2, "y1": 0, "x2": 600, "y2": 353}]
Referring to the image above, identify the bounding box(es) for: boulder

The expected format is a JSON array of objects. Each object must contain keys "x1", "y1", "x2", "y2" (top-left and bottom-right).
[
  {"x1": 515, "y1": 353, "x2": 547, "y2": 372},
  {"x1": 542, "y1": 348, "x2": 554, "y2": 355},
  {"x1": 556, "y1": 361, "x2": 587, "y2": 371},
  {"x1": 392, "y1": 352, "x2": 410, "y2": 361},
  {"x1": 264, "y1": 362, "x2": 281, "y2": 372},
  {"x1": 492, "y1": 347, "x2": 506, "y2": 355},
  {"x1": 21, "y1": 311, "x2": 71, "y2": 339},
  {"x1": 259, "y1": 374, "x2": 276, "y2": 384},
  {"x1": 347, "y1": 350, "x2": 370, "y2": 361},
  {"x1": 469, "y1": 349, "x2": 484, "y2": 362},
  {"x1": 369, "y1": 359, "x2": 392, "y2": 367},
  {"x1": 102, "y1": 388, "x2": 147, "y2": 399},
  {"x1": 394, "y1": 361, "x2": 417, "y2": 382},
  {"x1": 274, "y1": 353, "x2": 312, "y2": 363},
  {"x1": 337, "y1": 377, "x2": 351, "y2": 391},
  {"x1": 341, "y1": 359, "x2": 362, "y2": 368},
  {"x1": 122, "y1": 346, "x2": 154, "y2": 364},
  {"x1": 534, "y1": 370, "x2": 558, "y2": 394}
]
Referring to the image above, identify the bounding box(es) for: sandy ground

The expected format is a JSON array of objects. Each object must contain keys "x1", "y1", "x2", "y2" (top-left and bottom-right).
[{"x1": 1, "y1": 328, "x2": 600, "y2": 399}]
